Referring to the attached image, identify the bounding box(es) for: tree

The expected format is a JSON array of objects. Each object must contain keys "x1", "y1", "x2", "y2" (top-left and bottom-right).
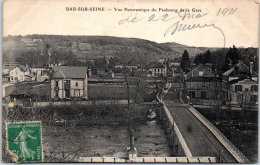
[
  {"x1": 204, "y1": 50, "x2": 212, "y2": 63},
  {"x1": 193, "y1": 50, "x2": 212, "y2": 65},
  {"x1": 226, "y1": 45, "x2": 239, "y2": 65},
  {"x1": 180, "y1": 50, "x2": 191, "y2": 73}
]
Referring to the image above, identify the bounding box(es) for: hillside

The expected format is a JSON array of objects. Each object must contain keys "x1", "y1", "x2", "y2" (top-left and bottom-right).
[
  {"x1": 161, "y1": 42, "x2": 218, "y2": 57},
  {"x1": 2, "y1": 35, "x2": 219, "y2": 66}
]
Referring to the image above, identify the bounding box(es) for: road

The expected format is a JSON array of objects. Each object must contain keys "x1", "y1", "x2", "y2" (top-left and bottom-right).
[{"x1": 162, "y1": 90, "x2": 237, "y2": 163}]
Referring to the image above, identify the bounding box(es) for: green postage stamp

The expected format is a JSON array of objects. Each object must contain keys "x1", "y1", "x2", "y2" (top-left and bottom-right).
[{"x1": 6, "y1": 121, "x2": 43, "y2": 163}]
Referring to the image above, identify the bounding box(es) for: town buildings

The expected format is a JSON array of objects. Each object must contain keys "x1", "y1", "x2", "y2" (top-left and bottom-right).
[
  {"x1": 222, "y1": 61, "x2": 258, "y2": 107},
  {"x1": 230, "y1": 78, "x2": 258, "y2": 107},
  {"x1": 9, "y1": 65, "x2": 33, "y2": 82},
  {"x1": 115, "y1": 64, "x2": 138, "y2": 71},
  {"x1": 50, "y1": 66, "x2": 88, "y2": 100},
  {"x1": 184, "y1": 64, "x2": 221, "y2": 100},
  {"x1": 146, "y1": 62, "x2": 167, "y2": 77},
  {"x1": 31, "y1": 68, "x2": 50, "y2": 82}
]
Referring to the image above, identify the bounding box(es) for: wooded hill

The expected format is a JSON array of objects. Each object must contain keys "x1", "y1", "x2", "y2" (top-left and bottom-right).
[{"x1": 3, "y1": 35, "x2": 218, "y2": 67}]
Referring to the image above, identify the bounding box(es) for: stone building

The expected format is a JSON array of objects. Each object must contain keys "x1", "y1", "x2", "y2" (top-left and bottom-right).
[
  {"x1": 50, "y1": 66, "x2": 88, "y2": 100},
  {"x1": 185, "y1": 64, "x2": 221, "y2": 100}
]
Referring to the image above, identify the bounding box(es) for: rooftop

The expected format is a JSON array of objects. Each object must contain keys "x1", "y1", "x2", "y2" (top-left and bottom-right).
[
  {"x1": 222, "y1": 62, "x2": 258, "y2": 77},
  {"x1": 52, "y1": 66, "x2": 88, "y2": 79},
  {"x1": 147, "y1": 62, "x2": 165, "y2": 69}
]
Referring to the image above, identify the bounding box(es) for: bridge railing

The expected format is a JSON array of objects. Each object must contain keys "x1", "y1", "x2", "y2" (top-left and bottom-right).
[
  {"x1": 179, "y1": 89, "x2": 250, "y2": 163},
  {"x1": 156, "y1": 88, "x2": 192, "y2": 157}
]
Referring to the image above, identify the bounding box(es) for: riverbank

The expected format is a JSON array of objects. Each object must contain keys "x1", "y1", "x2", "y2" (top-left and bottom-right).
[
  {"x1": 2, "y1": 104, "x2": 171, "y2": 162},
  {"x1": 196, "y1": 108, "x2": 258, "y2": 163}
]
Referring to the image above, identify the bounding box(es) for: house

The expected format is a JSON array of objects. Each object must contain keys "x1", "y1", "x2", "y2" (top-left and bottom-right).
[
  {"x1": 184, "y1": 64, "x2": 221, "y2": 100},
  {"x1": 3, "y1": 62, "x2": 21, "y2": 82},
  {"x1": 115, "y1": 64, "x2": 138, "y2": 72},
  {"x1": 222, "y1": 61, "x2": 258, "y2": 103},
  {"x1": 3, "y1": 66, "x2": 15, "y2": 82},
  {"x1": 96, "y1": 69, "x2": 107, "y2": 77},
  {"x1": 169, "y1": 62, "x2": 180, "y2": 67},
  {"x1": 9, "y1": 65, "x2": 32, "y2": 82},
  {"x1": 50, "y1": 66, "x2": 88, "y2": 100},
  {"x1": 146, "y1": 62, "x2": 166, "y2": 77},
  {"x1": 31, "y1": 68, "x2": 50, "y2": 82},
  {"x1": 229, "y1": 78, "x2": 258, "y2": 107},
  {"x1": 33, "y1": 39, "x2": 43, "y2": 43}
]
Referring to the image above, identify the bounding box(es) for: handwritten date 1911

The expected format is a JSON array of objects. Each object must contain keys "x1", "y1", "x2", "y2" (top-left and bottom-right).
[{"x1": 117, "y1": 8, "x2": 237, "y2": 47}]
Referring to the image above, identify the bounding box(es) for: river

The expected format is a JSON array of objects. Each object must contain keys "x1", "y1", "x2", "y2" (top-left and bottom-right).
[{"x1": 41, "y1": 105, "x2": 172, "y2": 162}]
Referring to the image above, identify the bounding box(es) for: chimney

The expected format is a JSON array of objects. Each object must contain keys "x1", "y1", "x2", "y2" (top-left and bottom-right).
[
  {"x1": 87, "y1": 68, "x2": 92, "y2": 78},
  {"x1": 250, "y1": 62, "x2": 253, "y2": 74}
]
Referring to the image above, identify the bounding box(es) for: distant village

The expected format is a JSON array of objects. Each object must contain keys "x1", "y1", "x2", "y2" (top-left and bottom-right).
[
  {"x1": 2, "y1": 35, "x2": 258, "y2": 110},
  {"x1": 2, "y1": 55, "x2": 258, "y2": 110}
]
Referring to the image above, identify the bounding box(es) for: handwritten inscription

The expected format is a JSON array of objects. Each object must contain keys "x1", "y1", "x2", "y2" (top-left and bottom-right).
[{"x1": 118, "y1": 8, "x2": 238, "y2": 47}]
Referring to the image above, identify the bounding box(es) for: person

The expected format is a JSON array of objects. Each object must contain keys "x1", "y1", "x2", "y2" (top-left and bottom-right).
[{"x1": 14, "y1": 127, "x2": 37, "y2": 160}]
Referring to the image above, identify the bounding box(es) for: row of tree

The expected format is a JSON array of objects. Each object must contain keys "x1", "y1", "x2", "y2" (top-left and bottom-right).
[{"x1": 180, "y1": 46, "x2": 258, "y2": 74}]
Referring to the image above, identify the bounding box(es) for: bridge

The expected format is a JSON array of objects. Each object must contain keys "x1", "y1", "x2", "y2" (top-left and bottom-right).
[
  {"x1": 80, "y1": 82, "x2": 249, "y2": 163},
  {"x1": 157, "y1": 83, "x2": 249, "y2": 163}
]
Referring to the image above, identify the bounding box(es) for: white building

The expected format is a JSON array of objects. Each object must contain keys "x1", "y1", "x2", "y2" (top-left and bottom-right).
[
  {"x1": 50, "y1": 66, "x2": 88, "y2": 100},
  {"x1": 115, "y1": 65, "x2": 138, "y2": 72},
  {"x1": 147, "y1": 62, "x2": 166, "y2": 77},
  {"x1": 9, "y1": 65, "x2": 32, "y2": 82},
  {"x1": 230, "y1": 78, "x2": 258, "y2": 106},
  {"x1": 31, "y1": 68, "x2": 50, "y2": 82}
]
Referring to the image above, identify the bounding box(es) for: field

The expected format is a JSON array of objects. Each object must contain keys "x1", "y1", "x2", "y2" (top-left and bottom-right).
[{"x1": 4, "y1": 80, "x2": 156, "y2": 103}]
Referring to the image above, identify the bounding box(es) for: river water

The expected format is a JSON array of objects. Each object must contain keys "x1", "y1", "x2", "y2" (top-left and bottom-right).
[{"x1": 41, "y1": 106, "x2": 172, "y2": 162}]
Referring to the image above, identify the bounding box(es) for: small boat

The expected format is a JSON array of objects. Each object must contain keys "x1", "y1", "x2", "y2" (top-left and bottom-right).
[{"x1": 146, "y1": 109, "x2": 157, "y2": 120}]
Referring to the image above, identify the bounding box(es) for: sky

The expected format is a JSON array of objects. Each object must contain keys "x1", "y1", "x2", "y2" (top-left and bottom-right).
[{"x1": 3, "y1": 0, "x2": 259, "y2": 48}]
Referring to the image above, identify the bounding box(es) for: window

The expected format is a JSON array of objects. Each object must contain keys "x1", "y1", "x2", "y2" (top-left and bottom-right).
[
  {"x1": 55, "y1": 80, "x2": 59, "y2": 87},
  {"x1": 202, "y1": 81, "x2": 206, "y2": 87},
  {"x1": 235, "y1": 85, "x2": 242, "y2": 91},
  {"x1": 250, "y1": 95, "x2": 257, "y2": 103},
  {"x1": 75, "y1": 82, "x2": 78, "y2": 87},
  {"x1": 189, "y1": 91, "x2": 195, "y2": 98},
  {"x1": 74, "y1": 89, "x2": 80, "y2": 97},
  {"x1": 55, "y1": 90, "x2": 58, "y2": 98},
  {"x1": 245, "y1": 88, "x2": 249, "y2": 92},
  {"x1": 199, "y1": 71, "x2": 204, "y2": 76},
  {"x1": 251, "y1": 85, "x2": 258, "y2": 92},
  {"x1": 201, "y1": 91, "x2": 207, "y2": 99},
  {"x1": 237, "y1": 95, "x2": 242, "y2": 102}
]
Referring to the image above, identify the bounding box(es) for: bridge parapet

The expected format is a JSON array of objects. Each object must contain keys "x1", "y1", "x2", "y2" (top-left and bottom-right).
[
  {"x1": 178, "y1": 88, "x2": 250, "y2": 163},
  {"x1": 156, "y1": 89, "x2": 192, "y2": 157}
]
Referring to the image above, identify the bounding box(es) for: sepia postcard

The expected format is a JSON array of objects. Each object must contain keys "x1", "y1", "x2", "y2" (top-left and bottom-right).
[{"x1": 2, "y1": 0, "x2": 259, "y2": 163}]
